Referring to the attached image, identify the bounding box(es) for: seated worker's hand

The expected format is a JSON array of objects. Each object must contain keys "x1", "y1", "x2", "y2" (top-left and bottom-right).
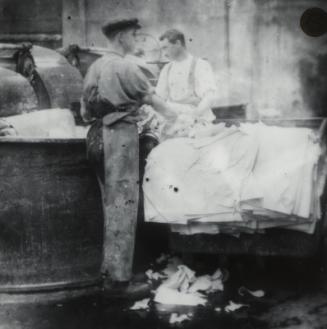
[
  {"x1": 177, "y1": 113, "x2": 196, "y2": 127},
  {"x1": 188, "y1": 117, "x2": 210, "y2": 138},
  {"x1": 143, "y1": 93, "x2": 178, "y2": 122},
  {"x1": 194, "y1": 117, "x2": 208, "y2": 126}
]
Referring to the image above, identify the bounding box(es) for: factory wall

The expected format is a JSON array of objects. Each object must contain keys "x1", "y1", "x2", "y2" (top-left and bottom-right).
[
  {"x1": 0, "y1": 0, "x2": 62, "y2": 47},
  {"x1": 3, "y1": 0, "x2": 324, "y2": 118},
  {"x1": 249, "y1": 1, "x2": 327, "y2": 117},
  {"x1": 62, "y1": 0, "x2": 327, "y2": 118}
]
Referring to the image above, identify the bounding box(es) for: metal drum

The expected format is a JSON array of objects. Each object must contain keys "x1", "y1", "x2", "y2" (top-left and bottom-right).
[
  {"x1": 0, "y1": 68, "x2": 38, "y2": 117},
  {"x1": 0, "y1": 43, "x2": 83, "y2": 114},
  {"x1": 0, "y1": 137, "x2": 103, "y2": 302}
]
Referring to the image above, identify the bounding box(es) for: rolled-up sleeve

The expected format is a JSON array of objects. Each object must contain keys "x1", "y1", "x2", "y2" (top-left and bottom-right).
[
  {"x1": 83, "y1": 61, "x2": 99, "y2": 101},
  {"x1": 121, "y1": 62, "x2": 152, "y2": 101},
  {"x1": 195, "y1": 59, "x2": 217, "y2": 99}
]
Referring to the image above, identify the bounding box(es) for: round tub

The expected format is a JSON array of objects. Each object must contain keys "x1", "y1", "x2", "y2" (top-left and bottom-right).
[{"x1": 0, "y1": 137, "x2": 103, "y2": 302}]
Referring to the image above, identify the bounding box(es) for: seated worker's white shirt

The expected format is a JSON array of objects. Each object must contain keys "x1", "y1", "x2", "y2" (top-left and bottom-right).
[
  {"x1": 151, "y1": 54, "x2": 217, "y2": 139},
  {"x1": 156, "y1": 53, "x2": 217, "y2": 107},
  {"x1": 141, "y1": 54, "x2": 217, "y2": 140}
]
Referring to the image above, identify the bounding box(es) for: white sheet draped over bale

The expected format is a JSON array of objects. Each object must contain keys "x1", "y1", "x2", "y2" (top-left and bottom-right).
[{"x1": 143, "y1": 122, "x2": 325, "y2": 235}]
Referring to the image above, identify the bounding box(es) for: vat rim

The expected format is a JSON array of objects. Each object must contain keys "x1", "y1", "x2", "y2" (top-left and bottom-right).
[{"x1": 0, "y1": 137, "x2": 86, "y2": 144}]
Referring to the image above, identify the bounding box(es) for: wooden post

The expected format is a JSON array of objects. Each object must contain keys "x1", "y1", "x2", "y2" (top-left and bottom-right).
[{"x1": 62, "y1": 0, "x2": 86, "y2": 47}]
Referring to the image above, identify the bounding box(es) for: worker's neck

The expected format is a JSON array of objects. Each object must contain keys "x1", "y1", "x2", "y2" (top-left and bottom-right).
[
  {"x1": 106, "y1": 41, "x2": 126, "y2": 57},
  {"x1": 173, "y1": 48, "x2": 188, "y2": 62}
]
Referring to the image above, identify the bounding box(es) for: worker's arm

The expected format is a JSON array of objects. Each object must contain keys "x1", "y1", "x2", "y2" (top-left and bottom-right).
[
  {"x1": 124, "y1": 62, "x2": 177, "y2": 121},
  {"x1": 194, "y1": 59, "x2": 217, "y2": 118},
  {"x1": 80, "y1": 97, "x2": 96, "y2": 124},
  {"x1": 81, "y1": 61, "x2": 100, "y2": 123},
  {"x1": 142, "y1": 92, "x2": 177, "y2": 121},
  {"x1": 194, "y1": 90, "x2": 216, "y2": 117}
]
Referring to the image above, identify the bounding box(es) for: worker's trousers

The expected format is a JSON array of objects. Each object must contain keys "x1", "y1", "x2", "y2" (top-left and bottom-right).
[{"x1": 86, "y1": 118, "x2": 157, "y2": 282}]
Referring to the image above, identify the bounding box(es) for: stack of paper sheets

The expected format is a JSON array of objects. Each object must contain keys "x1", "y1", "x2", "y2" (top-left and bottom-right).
[{"x1": 143, "y1": 122, "x2": 326, "y2": 235}]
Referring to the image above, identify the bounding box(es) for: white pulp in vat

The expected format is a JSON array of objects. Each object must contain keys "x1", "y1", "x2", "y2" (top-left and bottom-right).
[{"x1": 5, "y1": 109, "x2": 89, "y2": 138}]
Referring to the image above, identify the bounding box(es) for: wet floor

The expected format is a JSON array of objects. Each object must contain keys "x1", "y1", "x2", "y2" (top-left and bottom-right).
[{"x1": 1, "y1": 253, "x2": 327, "y2": 329}]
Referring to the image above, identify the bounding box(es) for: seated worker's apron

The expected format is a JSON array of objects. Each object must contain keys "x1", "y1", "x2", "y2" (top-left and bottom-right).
[{"x1": 86, "y1": 100, "x2": 139, "y2": 282}]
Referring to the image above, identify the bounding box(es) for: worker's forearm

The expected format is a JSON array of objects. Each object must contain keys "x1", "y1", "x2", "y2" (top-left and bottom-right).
[
  {"x1": 143, "y1": 94, "x2": 177, "y2": 121},
  {"x1": 80, "y1": 98, "x2": 95, "y2": 124},
  {"x1": 195, "y1": 91, "x2": 216, "y2": 117}
]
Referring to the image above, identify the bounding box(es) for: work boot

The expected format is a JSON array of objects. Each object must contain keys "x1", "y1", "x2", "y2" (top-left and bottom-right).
[{"x1": 102, "y1": 279, "x2": 152, "y2": 300}]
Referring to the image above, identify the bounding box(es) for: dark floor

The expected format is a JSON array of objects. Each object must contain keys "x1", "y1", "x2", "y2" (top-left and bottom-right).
[{"x1": 1, "y1": 251, "x2": 327, "y2": 329}]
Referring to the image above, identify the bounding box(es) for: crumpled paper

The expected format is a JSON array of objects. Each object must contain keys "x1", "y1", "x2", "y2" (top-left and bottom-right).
[
  {"x1": 188, "y1": 275, "x2": 212, "y2": 293},
  {"x1": 163, "y1": 265, "x2": 196, "y2": 292},
  {"x1": 169, "y1": 313, "x2": 192, "y2": 324},
  {"x1": 161, "y1": 257, "x2": 183, "y2": 277},
  {"x1": 154, "y1": 285, "x2": 207, "y2": 306},
  {"x1": 154, "y1": 265, "x2": 225, "y2": 306},
  {"x1": 238, "y1": 286, "x2": 265, "y2": 298},
  {"x1": 130, "y1": 298, "x2": 150, "y2": 311},
  {"x1": 145, "y1": 269, "x2": 166, "y2": 281},
  {"x1": 137, "y1": 105, "x2": 165, "y2": 136},
  {"x1": 188, "y1": 274, "x2": 224, "y2": 293},
  {"x1": 224, "y1": 301, "x2": 249, "y2": 313}
]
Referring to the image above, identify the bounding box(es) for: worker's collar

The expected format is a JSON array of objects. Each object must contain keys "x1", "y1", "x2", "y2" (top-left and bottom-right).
[
  {"x1": 104, "y1": 43, "x2": 126, "y2": 58},
  {"x1": 104, "y1": 51, "x2": 124, "y2": 58},
  {"x1": 172, "y1": 52, "x2": 191, "y2": 63}
]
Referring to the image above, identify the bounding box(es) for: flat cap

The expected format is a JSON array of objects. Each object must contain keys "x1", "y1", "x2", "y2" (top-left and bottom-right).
[{"x1": 102, "y1": 18, "x2": 141, "y2": 38}]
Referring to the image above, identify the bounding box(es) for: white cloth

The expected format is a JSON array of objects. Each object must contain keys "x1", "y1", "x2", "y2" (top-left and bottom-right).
[
  {"x1": 5, "y1": 109, "x2": 78, "y2": 138},
  {"x1": 240, "y1": 124, "x2": 321, "y2": 219},
  {"x1": 143, "y1": 125, "x2": 258, "y2": 223}
]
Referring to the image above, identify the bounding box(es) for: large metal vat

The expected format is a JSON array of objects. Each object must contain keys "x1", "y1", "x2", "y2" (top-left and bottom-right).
[
  {"x1": 0, "y1": 67, "x2": 38, "y2": 116},
  {"x1": 0, "y1": 137, "x2": 103, "y2": 302},
  {"x1": 0, "y1": 43, "x2": 83, "y2": 115}
]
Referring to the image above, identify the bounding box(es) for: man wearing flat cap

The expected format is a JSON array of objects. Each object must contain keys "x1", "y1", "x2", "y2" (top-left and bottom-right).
[{"x1": 82, "y1": 18, "x2": 175, "y2": 298}]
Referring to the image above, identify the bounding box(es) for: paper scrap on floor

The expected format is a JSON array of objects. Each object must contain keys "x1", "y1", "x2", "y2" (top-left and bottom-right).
[
  {"x1": 225, "y1": 301, "x2": 249, "y2": 313},
  {"x1": 169, "y1": 313, "x2": 192, "y2": 324},
  {"x1": 130, "y1": 298, "x2": 150, "y2": 311},
  {"x1": 154, "y1": 264, "x2": 224, "y2": 306},
  {"x1": 238, "y1": 286, "x2": 265, "y2": 298},
  {"x1": 145, "y1": 269, "x2": 166, "y2": 281},
  {"x1": 143, "y1": 122, "x2": 326, "y2": 235}
]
